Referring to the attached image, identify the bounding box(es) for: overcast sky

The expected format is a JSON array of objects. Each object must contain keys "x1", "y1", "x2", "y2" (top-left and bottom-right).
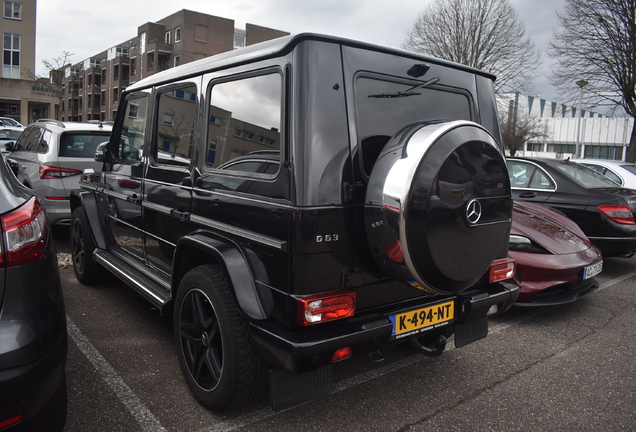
[{"x1": 35, "y1": 0, "x2": 567, "y2": 102}]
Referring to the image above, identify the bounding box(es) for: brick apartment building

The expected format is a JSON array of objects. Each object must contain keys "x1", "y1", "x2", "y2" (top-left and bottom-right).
[
  {"x1": 1, "y1": 0, "x2": 57, "y2": 124},
  {"x1": 58, "y1": 9, "x2": 289, "y2": 122}
]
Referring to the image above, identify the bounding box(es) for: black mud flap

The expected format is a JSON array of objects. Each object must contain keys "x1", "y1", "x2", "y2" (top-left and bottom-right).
[
  {"x1": 454, "y1": 316, "x2": 488, "y2": 348},
  {"x1": 270, "y1": 365, "x2": 333, "y2": 411}
]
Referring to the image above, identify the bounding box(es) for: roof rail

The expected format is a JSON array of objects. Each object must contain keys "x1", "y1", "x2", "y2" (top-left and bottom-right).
[
  {"x1": 86, "y1": 119, "x2": 113, "y2": 129},
  {"x1": 35, "y1": 119, "x2": 65, "y2": 128}
]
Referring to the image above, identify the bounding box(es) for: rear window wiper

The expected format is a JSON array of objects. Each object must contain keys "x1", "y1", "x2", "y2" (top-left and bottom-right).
[{"x1": 368, "y1": 77, "x2": 440, "y2": 98}]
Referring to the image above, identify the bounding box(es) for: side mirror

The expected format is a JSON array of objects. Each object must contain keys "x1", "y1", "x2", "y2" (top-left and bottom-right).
[
  {"x1": 95, "y1": 142, "x2": 109, "y2": 162},
  {"x1": 4, "y1": 142, "x2": 14, "y2": 152}
]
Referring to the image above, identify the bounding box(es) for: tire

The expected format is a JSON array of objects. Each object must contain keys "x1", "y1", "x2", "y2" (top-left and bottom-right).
[
  {"x1": 70, "y1": 207, "x2": 105, "y2": 284},
  {"x1": 25, "y1": 373, "x2": 67, "y2": 432},
  {"x1": 174, "y1": 265, "x2": 267, "y2": 410}
]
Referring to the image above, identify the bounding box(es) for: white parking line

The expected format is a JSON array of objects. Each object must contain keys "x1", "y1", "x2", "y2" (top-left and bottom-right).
[{"x1": 66, "y1": 316, "x2": 167, "y2": 432}]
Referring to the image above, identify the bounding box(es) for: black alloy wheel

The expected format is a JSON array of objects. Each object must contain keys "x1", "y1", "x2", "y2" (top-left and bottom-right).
[
  {"x1": 70, "y1": 207, "x2": 103, "y2": 284},
  {"x1": 174, "y1": 265, "x2": 266, "y2": 410}
]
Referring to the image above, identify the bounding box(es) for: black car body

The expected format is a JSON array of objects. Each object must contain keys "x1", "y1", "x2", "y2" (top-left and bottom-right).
[
  {"x1": 507, "y1": 157, "x2": 636, "y2": 257},
  {"x1": 70, "y1": 33, "x2": 518, "y2": 411},
  {"x1": 0, "y1": 154, "x2": 67, "y2": 431}
]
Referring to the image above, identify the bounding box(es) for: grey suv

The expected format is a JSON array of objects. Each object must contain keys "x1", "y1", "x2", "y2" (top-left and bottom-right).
[
  {"x1": 70, "y1": 34, "x2": 518, "y2": 411},
  {"x1": 8, "y1": 119, "x2": 111, "y2": 225}
]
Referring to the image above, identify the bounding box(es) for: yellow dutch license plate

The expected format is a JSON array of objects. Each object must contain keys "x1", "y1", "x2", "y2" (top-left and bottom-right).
[{"x1": 390, "y1": 300, "x2": 455, "y2": 338}]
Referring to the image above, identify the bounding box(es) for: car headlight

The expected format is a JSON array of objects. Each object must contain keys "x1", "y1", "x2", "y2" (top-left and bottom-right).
[{"x1": 509, "y1": 235, "x2": 550, "y2": 253}]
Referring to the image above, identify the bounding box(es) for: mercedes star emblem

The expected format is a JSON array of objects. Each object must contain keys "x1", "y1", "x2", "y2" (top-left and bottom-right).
[{"x1": 466, "y1": 199, "x2": 482, "y2": 224}]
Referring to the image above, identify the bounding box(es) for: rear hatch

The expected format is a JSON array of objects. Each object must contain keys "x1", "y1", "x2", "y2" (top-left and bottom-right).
[{"x1": 56, "y1": 131, "x2": 110, "y2": 196}]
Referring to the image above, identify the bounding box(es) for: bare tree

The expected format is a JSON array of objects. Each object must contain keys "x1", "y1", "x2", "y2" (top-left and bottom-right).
[
  {"x1": 498, "y1": 96, "x2": 550, "y2": 156},
  {"x1": 402, "y1": 0, "x2": 541, "y2": 93},
  {"x1": 549, "y1": 0, "x2": 636, "y2": 161}
]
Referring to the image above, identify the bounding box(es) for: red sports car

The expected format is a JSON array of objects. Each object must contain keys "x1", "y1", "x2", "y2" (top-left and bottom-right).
[{"x1": 509, "y1": 200, "x2": 603, "y2": 306}]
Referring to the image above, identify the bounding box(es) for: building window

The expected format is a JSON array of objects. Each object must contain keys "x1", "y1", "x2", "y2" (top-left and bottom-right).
[
  {"x1": 526, "y1": 143, "x2": 543, "y2": 152},
  {"x1": 2, "y1": 33, "x2": 20, "y2": 78},
  {"x1": 113, "y1": 88, "x2": 118, "y2": 104},
  {"x1": 163, "y1": 112, "x2": 174, "y2": 125},
  {"x1": 234, "y1": 32, "x2": 246, "y2": 49},
  {"x1": 165, "y1": 31, "x2": 171, "y2": 44},
  {"x1": 174, "y1": 55, "x2": 180, "y2": 67},
  {"x1": 584, "y1": 146, "x2": 624, "y2": 160},
  {"x1": 175, "y1": 27, "x2": 181, "y2": 43},
  {"x1": 3, "y1": 2, "x2": 21, "y2": 19},
  {"x1": 547, "y1": 144, "x2": 576, "y2": 154},
  {"x1": 128, "y1": 103, "x2": 139, "y2": 118}
]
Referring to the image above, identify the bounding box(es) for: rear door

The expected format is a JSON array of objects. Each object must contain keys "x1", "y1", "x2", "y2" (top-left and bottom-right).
[
  {"x1": 142, "y1": 81, "x2": 199, "y2": 275},
  {"x1": 507, "y1": 159, "x2": 556, "y2": 203},
  {"x1": 56, "y1": 130, "x2": 111, "y2": 196}
]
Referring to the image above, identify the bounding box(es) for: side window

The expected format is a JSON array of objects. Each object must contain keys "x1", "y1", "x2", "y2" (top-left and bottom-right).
[
  {"x1": 13, "y1": 126, "x2": 36, "y2": 150},
  {"x1": 117, "y1": 93, "x2": 148, "y2": 162},
  {"x1": 37, "y1": 130, "x2": 52, "y2": 153},
  {"x1": 206, "y1": 73, "x2": 281, "y2": 172},
  {"x1": 23, "y1": 127, "x2": 44, "y2": 152},
  {"x1": 155, "y1": 84, "x2": 197, "y2": 167},
  {"x1": 528, "y1": 169, "x2": 555, "y2": 190},
  {"x1": 508, "y1": 161, "x2": 534, "y2": 188}
]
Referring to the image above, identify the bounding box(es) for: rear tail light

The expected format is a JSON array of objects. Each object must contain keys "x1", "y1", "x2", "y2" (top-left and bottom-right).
[
  {"x1": 118, "y1": 179, "x2": 141, "y2": 189},
  {"x1": 0, "y1": 414, "x2": 23, "y2": 428},
  {"x1": 298, "y1": 290, "x2": 356, "y2": 326},
  {"x1": 488, "y1": 258, "x2": 515, "y2": 283},
  {"x1": 0, "y1": 196, "x2": 47, "y2": 267},
  {"x1": 598, "y1": 205, "x2": 636, "y2": 225},
  {"x1": 39, "y1": 165, "x2": 83, "y2": 179}
]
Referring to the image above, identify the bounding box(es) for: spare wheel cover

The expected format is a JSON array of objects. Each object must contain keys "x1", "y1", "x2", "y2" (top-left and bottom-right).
[{"x1": 364, "y1": 120, "x2": 512, "y2": 295}]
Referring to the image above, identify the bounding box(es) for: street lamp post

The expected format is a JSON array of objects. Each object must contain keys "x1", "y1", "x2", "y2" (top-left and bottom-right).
[{"x1": 575, "y1": 80, "x2": 589, "y2": 158}]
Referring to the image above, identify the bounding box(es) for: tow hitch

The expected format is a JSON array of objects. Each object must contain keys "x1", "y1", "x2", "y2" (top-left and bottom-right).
[{"x1": 410, "y1": 334, "x2": 447, "y2": 357}]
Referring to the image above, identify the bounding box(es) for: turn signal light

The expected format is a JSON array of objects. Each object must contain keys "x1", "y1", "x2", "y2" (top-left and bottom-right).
[
  {"x1": 488, "y1": 258, "x2": 515, "y2": 283},
  {"x1": 298, "y1": 290, "x2": 356, "y2": 326},
  {"x1": 598, "y1": 205, "x2": 636, "y2": 225}
]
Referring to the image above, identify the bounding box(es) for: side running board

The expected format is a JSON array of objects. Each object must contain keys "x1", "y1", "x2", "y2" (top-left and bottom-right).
[{"x1": 94, "y1": 249, "x2": 171, "y2": 309}]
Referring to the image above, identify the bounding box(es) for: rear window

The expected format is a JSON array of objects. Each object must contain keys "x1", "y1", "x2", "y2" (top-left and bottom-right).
[
  {"x1": 354, "y1": 75, "x2": 471, "y2": 177},
  {"x1": 59, "y1": 132, "x2": 110, "y2": 158}
]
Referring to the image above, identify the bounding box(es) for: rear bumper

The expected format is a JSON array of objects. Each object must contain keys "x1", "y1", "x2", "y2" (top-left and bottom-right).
[
  {"x1": 250, "y1": 282, "x2": 518, "y2": 373},
  {"x1": 587, "y1": 236, "x2": 636, "y2": 257}
]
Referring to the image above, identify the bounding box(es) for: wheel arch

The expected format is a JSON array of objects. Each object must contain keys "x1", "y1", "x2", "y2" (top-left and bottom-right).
[
  {"x1": 172, "y1": 233, "x2": 271, "y2": 321},
  {"x1": 70, "y1": 190, "x2": 107, "y2": 250}
]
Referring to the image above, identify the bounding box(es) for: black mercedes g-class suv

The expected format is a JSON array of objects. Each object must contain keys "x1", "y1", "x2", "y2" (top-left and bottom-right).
[{"x1": 70, "y1": 33, "x2": 518, "y2": 411}]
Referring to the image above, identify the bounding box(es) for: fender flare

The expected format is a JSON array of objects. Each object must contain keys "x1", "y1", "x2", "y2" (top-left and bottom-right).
[
  {"x1": 70, "y1": 190, "x2": 107, "y2": 250},
  {"x1": 173, "y1": 232, "x2": 271, "y2": 320}
]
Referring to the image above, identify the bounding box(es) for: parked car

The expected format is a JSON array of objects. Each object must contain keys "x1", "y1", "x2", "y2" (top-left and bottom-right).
[
  {"x1": 0, "y1": 129, "x2": 22, "y2": 152},
  {"x1": 8, "y1": 119, "x2": 111, "y2": 225},
  {"x1": 507, "y1": 156, "x2": 636, "y2": 257},
  {"x1": 0, "y1": 117, "x2": 24, "y2": 128},
  {"x1": 509, "y1": 200, "x2": 602, "y2": 306},
  {"x1": 0, "y1": 152, "x2": 68, "y2": 431},
  {"x1": 70, "y1": 33, "x2": 518, "y2": 411},
  {"x1": 575, "y1": 158, "x2": 636, "y2": 189}
]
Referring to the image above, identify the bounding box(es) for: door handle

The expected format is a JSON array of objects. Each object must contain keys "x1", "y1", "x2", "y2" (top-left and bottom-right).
[
  {"x1": 518, "y1": 192, "x2": 537, "y2": 198},
  {"x1": 171, "y1": 209, "x2": 190, "y2": 222}
]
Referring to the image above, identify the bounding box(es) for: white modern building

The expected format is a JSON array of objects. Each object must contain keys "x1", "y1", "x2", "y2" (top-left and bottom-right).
[{"x1": 498, "y1": 92, "x2": 633, "y2": 160}]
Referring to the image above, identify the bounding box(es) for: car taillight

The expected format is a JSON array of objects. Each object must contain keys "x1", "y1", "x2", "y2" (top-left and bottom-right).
[
  {"x1": 598, "y1": 205, "x2": 636, "y2": 225},
  {"x1": 39, "y1": 165, "x2": 83, "y2": 179},
  {"x1": 118, "y1": 179, "x2": 141, "y2": 189},
  {"x1": 298, "y1": 290, "x2": 356, "y2": 326},
  {"x1": 0, "y1": 196, "x2": 47, "y2": 267},
  {"x1": 488, "y1": 258, "x2": 515, "y2": 283}
]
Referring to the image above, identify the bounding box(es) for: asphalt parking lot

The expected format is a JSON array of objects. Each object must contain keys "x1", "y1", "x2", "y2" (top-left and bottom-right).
[{"x1": 51, "y1": 226, "x2": 636, "y2": 432}]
